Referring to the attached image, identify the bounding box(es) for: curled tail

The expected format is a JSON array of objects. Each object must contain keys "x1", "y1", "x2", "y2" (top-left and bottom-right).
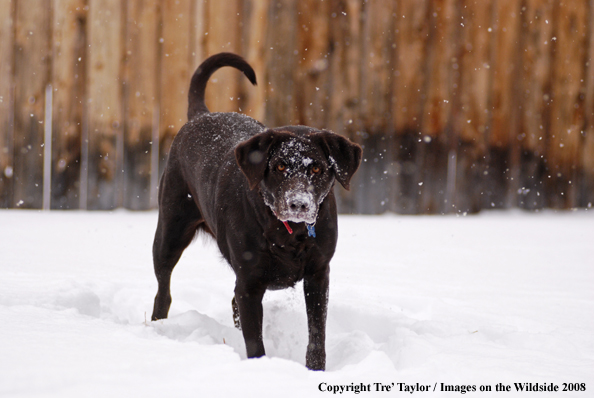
[{"x1": 187, "y1": 52, "x2": 257, "y2": 120}]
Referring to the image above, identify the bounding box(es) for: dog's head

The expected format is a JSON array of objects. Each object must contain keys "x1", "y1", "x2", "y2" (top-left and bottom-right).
[{"x1": 235, "y1": 127, "x2": 362, "y2": 224}]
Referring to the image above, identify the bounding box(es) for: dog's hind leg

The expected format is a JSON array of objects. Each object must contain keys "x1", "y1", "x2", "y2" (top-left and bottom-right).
[
  {"x1": 151, "y1": 170, "x2": 203, "y2": 321},
  {"x1": 151, "y1": 205, "x2": 202, "y2": 320}
]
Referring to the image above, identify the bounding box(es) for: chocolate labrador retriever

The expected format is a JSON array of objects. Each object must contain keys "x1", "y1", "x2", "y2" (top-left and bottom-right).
[{"x1": 151, "y1": 53, "x2": 361, "y2": 370}]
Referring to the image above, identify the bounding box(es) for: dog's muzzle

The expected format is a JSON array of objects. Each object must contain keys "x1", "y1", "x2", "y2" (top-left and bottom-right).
[
  {"x1": 275, "y1": 180, "x2": 318, "y2": 224},
  {"x1": 283, "y1": 191, "x2": 316, "y2": 224}
]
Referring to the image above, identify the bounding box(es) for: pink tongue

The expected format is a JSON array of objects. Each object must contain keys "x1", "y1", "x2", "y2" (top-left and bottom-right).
[{"x1": 282, "y1": 221, "x2": 293, "y2": 234}]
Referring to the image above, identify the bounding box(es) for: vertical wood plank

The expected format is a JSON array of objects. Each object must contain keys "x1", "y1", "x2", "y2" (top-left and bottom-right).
[
  {"x1": 190, "y1": 0, "x2": 207, "y2": 71},
  {"x1": 490, "y1": 0, "x2": 521, "y2": 148},
  {"x1": 327, "y1": 0, "x2": 362, "y2": 137},
  {"x1": 519, "y1": 0, "x2": 554, "y2": 156},
  {"x1": 295, "y1": 0, "x2": 330, "y2": 128},
  {"x1": 0, "y1": 0, "x2": 15, "y2": 208},
  {"x1": 453, "y1": 0, "x2": 493, "y2": 214},
  {"x1": 354, "y1": 0, "x2": 396, "y2": 214},
  {"x1": 486, "y1": 0, "x2": 521, "y2": 208},
  {"x1": 359, "y1": 0, "x2": 395, "y2": 135},
  {"x1": 547, "y1": 0, "x2": 588, "y2": 208},
  {"x1": 86, "y1": 0, "x2": 123, "y2": 209},
  {"x1": 582, "y1": 0, "x2": 594, "y2": 207},
  {"x1": 13, "y1": 0, "x2": 51, "y2": 209},
  {"x1": 327, "y1": 0, "x2": 363, "y2": 213},
  {"x1": 205, "y1": 0, "x2": 241, "y2": 113},
  {"x1": 516, "y1": 0, "x2": 554, "y2": 209},
  {"x1": 123, "y1": 0, "x2": 158, "y2": 210},
  {"x1": 416, "y1": 0, "x2": 458, "y2": 214},
  {"x1": 265, "y1": 0, "x2": 299, "y2": 126},
  {"x1": 241, "y1": 0, "x2": 269, "y2": 122},
  {"x1": 457, "y1": 1, "x2": 491, "y2": 145},
  {"x1": 390, "y1": 0, "x2": 432, "y2": 214},
  {"x1": 159, "y1": 0, "x2": 191, "y2": 173},
  {"x1": 393, "y1": 0, "x2": 430, "y2": 135},
  {"x1": 51, "y1": 0, "x2": 86, "y2": 209},
  {"x1": 421, "y1": 0, "x2": 457, "y2": 138}
]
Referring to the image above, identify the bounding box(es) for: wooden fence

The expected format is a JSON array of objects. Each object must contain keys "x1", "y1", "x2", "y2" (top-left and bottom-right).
[{"x1": 0, "y1": 0, "x2": 592, "y2": 213}]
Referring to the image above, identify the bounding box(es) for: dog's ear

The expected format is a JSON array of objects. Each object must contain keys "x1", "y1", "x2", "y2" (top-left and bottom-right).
[
  {"x1": 235, "y1": 131, "x2": 276, "y2": 190},
  {"x1": 235, "y1": 130, "x2": 289, "y2": 190},
  {"x1": 312, "y1": 130, "x2": 362, "y2": 190}
]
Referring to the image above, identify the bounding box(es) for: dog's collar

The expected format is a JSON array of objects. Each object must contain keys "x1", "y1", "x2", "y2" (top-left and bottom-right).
[
  {"x1": 282, "y1": 221, "x2": 293, "y2": 234},
  {"x1": 281, "y1": 221, "x2": 316, "y2": 238}
]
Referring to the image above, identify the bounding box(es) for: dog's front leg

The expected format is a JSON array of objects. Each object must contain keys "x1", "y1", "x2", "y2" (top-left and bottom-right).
[
  {"x1": 234, "y1": 283, "x2": 266, "y2": 359},
  {"x1": 303, "y1": 266, "x2": 329, "y2": 371}
]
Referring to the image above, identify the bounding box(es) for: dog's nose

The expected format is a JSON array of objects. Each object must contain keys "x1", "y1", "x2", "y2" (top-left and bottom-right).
[{"x1": 289, "y1": 199, "x2": 309, "y2": 212}]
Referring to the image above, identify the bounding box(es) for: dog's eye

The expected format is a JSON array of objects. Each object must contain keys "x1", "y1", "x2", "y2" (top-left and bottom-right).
[
  {"x1": 277, "y1": 164, "x2": 286, "y2": 172},
  {"x1": 311, "y1": 166, "x2": 321, "y2": 174}
]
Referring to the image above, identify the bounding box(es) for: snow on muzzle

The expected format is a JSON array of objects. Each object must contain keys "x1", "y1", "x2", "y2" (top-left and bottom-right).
[{"x1": 275, "y1": 180, "x2": 318, "y2": 224}]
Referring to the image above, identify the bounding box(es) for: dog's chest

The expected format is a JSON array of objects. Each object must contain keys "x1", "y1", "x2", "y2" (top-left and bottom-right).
[{"x1": 262, "y1": 229, "x2": 317, "y2": 289}]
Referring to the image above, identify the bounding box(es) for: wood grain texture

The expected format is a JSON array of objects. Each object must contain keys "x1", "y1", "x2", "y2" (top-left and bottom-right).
[
  {"x1": 417, "y1": 0, "x2": 458, "y2": 214},
  {"x1": 264, "y1": 0, "x2": 298, "y2": 126},
  {"x1": 190, "y1": 0, "x2": 207, "y2": 71},
  {"x1": 159, "y1": 0, "x2": 191, "y2": 173},
  {"x1": 327, "y1": 0, "x2": 363, "y2": 213},
  {"x1": 0, "y1": 0, "x2": 15, "y2": 208},
  {"x1": 51, "y1": 0, "x2": 86, "y2": 209},
  {"x1": 490, "y1": 0, "x2": 521, "y2": 149},
  {"x1": 360, "y1": 0, "x2": 395, "y2": 135},
  {"x1": 421, "y1": 0, "x2": 457, "y2": 138},
  {"x1": 393, "y1": 0, "x2": 430, "y2": 135},
  {"x1": 547, "y1": 0, "x2": 588, "y2": 208},
  {"x1": 295, "y1": 0, "x2": 330, "y2": 129},
  {"x1": 516, "y1": 0, "x2": 554, "y2": 209},
  {"x1": 327, "y1": 0, "x2": 362, "y2": 137},
  {"x1": 13, "y1": 0, "x2": 50, "y2": 209},
  {"x1": 582, "y1": 0, "x2": 594, "y2": 207},
  {"x1": 456, "y1": 0, "x2": 492, "y2": 145},
  {"x1": 451, "y1": 0, "x2": 493, "y2": 213},
  {"x1": 204, "y1": 0, "x2": 241, "y2": 114},
  {"x1": 241, "y1": 0, "x2": 269, "y2": 122},
  {"x1": 86, "y1": 0, "x2": 123, "y2": 209},
  {"x1": 123, "y1": 0, "x2": 158, "y2": 210}
]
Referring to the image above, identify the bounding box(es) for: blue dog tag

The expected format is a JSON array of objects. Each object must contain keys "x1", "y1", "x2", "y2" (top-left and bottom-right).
[{"x1": 307, "y1": 224, "x2": 316, "y2": 238}]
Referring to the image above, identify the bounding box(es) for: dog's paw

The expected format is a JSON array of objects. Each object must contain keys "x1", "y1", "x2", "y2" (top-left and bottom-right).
[{"x1": 305, "y1": 346, "x2": 326, "y2": 371}]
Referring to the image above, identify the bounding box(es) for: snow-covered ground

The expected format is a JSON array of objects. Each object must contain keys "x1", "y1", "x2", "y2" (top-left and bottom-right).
[{"x1": 1, "y1": 209, "x2": 593, "y2": 397}]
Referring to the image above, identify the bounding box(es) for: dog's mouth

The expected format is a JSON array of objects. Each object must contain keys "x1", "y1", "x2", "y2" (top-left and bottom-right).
[{"x1": 275, "y1": 210, "x2": 317, "y2": 226}]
